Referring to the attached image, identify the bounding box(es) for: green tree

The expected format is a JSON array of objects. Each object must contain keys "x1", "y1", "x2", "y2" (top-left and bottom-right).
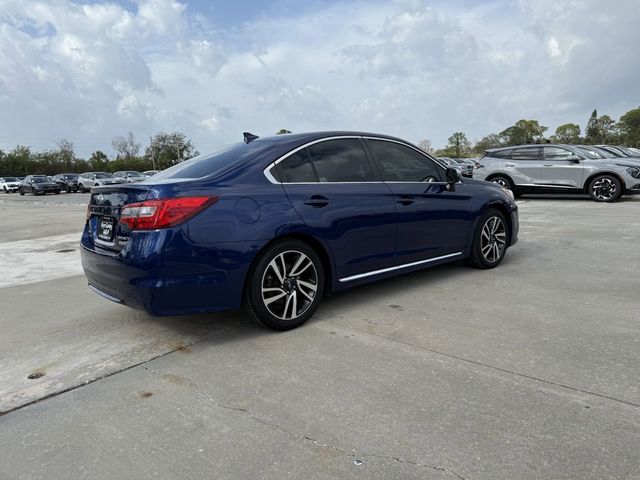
[
  {"x1": 473, "y1": 133, "x2": 502, "y2": 153},
  {"x1": 499, "y1": 119, "x2": 547, "y2": 145},
  {"x1": 145, "y1": 132, "x2": 198, "y2": 170},
  {"x1": 555, "y1": 123, "x2": 581, "y2": 144},
  {"x1": 597, "y1": 115, "x2": 617, "y2": 144},
  {"x1": 276, "y1": 129, "x2": 292, "y2": 135},
  {"x1": 446, "y1": 132, "x2": 471, "y2": 158},
  {"x1": 585, "y1": 109, "x2": 599, "y2": 144},
  {"x1": 88, "y1": 151, "x2": 109, "y2": 172},
  {"x1": 618, "y1": 107, "x2": 640, "y2": 147}
]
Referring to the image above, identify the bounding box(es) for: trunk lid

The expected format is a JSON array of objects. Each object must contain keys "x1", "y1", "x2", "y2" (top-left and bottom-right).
[{"x1": 87, "y1": 184, "x2": 153, "y2": 253}]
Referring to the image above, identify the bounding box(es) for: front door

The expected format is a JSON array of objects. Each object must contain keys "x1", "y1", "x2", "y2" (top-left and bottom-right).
[
  {"x1": 540, "y1": 146, "x2": 584, "y2": 188},
  {"x1": 365, "y1": 138, "x2": 473, "y2": 265}
]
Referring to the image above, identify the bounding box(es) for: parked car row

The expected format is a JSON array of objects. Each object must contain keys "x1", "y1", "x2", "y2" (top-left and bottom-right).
[
  {"x1": 0, "y1": 171, "x2": 161, "y2": 194},
  {"x1": 476, "y1": 144, "x2": 640, "y2": 202}
]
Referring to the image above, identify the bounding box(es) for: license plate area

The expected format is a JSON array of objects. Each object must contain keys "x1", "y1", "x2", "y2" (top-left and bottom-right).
[{"x1": 97, "y1": 217, "x2": 115, "y2": 242}]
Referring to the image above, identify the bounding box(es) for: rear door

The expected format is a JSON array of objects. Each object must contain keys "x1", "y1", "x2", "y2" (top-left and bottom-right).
[
  {"x1": 540, "y1": 146, "x2": 584, "y2": 188},
  {"x1": 365, "y1": 138, "x2": 472, "y2": 265},
  {"x1": 510, "y1": 146, "x2": 542, "y2": 185},
  {"x1": 276, "y1": 138, "x2": 397, "y2": 279}
]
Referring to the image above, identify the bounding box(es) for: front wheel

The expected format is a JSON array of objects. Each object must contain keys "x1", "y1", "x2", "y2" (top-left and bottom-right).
[
  {"x1": 19, "y1": 189, "x2": 25, "y2": 196},
  {"x1": 243, "y1": 240, "x2": 325, "y2": 331},
  {"x1": 465, "y1": 209, "x2": 509, "y2": 269},
  {"x1": 588, "y1": 175, "x2": 622, "y2": 202}
]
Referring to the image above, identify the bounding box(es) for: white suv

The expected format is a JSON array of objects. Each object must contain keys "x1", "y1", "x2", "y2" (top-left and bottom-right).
[{"x1": 1, "y1": 177, "x2": 21, "y2": 193}]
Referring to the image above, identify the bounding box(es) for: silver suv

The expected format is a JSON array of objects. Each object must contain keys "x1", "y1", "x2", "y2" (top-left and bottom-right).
[{"x1": 477, "y1": 144, "x2": 640, "y2": 202}]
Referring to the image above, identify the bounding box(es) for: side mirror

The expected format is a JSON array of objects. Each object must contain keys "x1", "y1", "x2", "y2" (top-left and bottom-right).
[
  {"x1": 446, "y1": 167, "x2": 460, "y2": 184},
  {"x1": 445, "y1": 167, "x2": 460, "y2": 191}
]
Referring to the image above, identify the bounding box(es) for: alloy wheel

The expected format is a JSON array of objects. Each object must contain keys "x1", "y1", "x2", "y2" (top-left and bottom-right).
[
  {"x1": 261, "y1": 250, "x2": 318, "y2": 320},
  {"x1": 480, "y1": 216, "x2": 506, "y2": 263},
  {"x1": 591, "y1": 177, "x2": 617, "y2": 200}
]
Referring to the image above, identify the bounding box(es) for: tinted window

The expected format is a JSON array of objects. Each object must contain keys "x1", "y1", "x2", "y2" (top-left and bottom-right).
[
  {"x1": 95, "y1": 173, "x2": 112, "y2": 179},
  {"x1": 367, "y1": 139, "x2": 442, "y2": 182},
  {"x1": 511, "y1": 147, "x2": 540, "y2": 160},
  {"x1": 305, "y1": 139, "x2": 375, "y2": 182},
  {"x1": 4, "y1": 177, "x2": 16, "y2": 181},
  {"x1": 543, "y1": 146, "x2": 577, "y2": 160},
  {"x1": 152, "y1": 141, "x2": 272, "y2": 181},
  {"x1": 489, "y1": 149, "x2": 512, "y2": 159},
  {"x1": 275, "y1": 150, "x2": 317, "y2": 183}
]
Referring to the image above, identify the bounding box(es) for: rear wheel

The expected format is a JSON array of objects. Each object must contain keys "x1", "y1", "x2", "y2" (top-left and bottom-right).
[
  {"x1": 465, "y1": 209, "x2": 509, "y2": 269},
  {"x1": 243, "y1": 239, "x2": 324, "y2": 331},
  {"x1": 588, "y1": 174, "x2": 622, "y2": 202}
]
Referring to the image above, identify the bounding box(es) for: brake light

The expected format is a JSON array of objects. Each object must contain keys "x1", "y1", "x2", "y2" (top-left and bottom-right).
[{"x1": 120, "y1": 196, "x2": 218, "y2": 230}]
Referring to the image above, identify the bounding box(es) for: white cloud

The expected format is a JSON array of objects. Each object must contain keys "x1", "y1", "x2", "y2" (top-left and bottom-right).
[{"x1": 0, "y1": 0, "x2": 639, "y2": 157}]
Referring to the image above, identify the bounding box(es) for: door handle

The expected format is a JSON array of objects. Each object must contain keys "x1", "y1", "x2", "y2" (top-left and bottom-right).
[
  {"x1": 397, "y1": 194, "x2": 414, "y2": 206},
  {"x1": 303, "y1": 195, "x2": 329, "y2": 208},
  {"x1": 505, "y1": 162, "x2": 515, "y2": 167},
  {"x1": 543, "y1": 164, "x2": 553, "y2": 167}
]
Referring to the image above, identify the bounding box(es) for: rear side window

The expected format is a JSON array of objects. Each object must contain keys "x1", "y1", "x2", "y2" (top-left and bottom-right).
[
  {"x1": 367, "y1": 139, "x2": 442, "y2": 182},
  {"x1": 306, "y1": 139, "x2": 376, "y2": 182},
  {"x1": 275, "y1": 150, "x2": 317, "y2": 183},
  {"x1": 490, "y1": 149, "x2": 512, "y2": 159},
  {"x1": 511, "y1": 147, "x2": 540, "y2": 160}
]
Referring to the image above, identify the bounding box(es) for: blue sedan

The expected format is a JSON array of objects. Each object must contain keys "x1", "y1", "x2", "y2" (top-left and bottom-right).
[{"x1": 81, "y1": 131, "x2": 518, "y2": 330}]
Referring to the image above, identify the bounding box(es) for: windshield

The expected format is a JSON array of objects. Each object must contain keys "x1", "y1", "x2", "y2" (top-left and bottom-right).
[
  {"x1": 64, "y1": 174, "x2": 78, "y2": 180},
  {"x1": 94, "y1": 173, "x2": 112, "y2": 179},
  {"x1": 126, "y1": 171, "x2": 142, "y2": 176},
  {"x1": 3, "y1": 177, "x2": 17, "y2": 182},
  {"x1": 32, "y1": 177, "x2": 49, "y2": 183}
]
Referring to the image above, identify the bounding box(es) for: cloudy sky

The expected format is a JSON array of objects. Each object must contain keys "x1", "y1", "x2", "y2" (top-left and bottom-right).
[{"x1": 0, "y1": 0, "x2": 638, "y2": 157}]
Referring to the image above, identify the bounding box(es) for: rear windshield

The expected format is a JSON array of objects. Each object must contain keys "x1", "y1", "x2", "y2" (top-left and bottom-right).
[
  {"x1": 151, "y1": 141, "x2": 273, "y2": 181},
  {"x1": 3, "y1": 177, "x2": 17, "y2": 181}
]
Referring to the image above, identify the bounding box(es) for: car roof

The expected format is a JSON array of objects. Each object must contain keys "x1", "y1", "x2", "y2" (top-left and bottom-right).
[{"x1": 247, "y1": 130, "x2": 412, "y2": 146}]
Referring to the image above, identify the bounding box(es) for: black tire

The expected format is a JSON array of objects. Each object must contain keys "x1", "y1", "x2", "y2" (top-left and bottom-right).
[
  {"x1": 243, "y1": 239, "x2": 325, "y2": 331},
  {"x1": 588, "y1": 174, "x2": 622, "y2": 202},
  {"x1": 66, "y1": 186, "x2": 71, "y2": 193},
  {"x1": 465, "y1": 208, "x2": 509, "y2": 269},
  {"x1": 489, "y1": 175, "x2": 514, "y2": 191},
  {"x1": 55, "y1": 190, "x2": 61, "y2": 194},
  {"x1": 79, "y1": 184, "x2": 86, "y2": 193},
  {"x1": 19, "y1": 189, "x2": 25, "y2": 196}
]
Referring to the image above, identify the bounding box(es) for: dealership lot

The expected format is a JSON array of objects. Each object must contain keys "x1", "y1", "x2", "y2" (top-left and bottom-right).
[{"x1": 0, "y1": 192, "x2": 639, "y2": 479}]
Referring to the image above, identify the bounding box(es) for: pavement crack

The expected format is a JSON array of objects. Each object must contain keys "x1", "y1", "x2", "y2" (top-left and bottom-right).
[
  {"x1": 365, "y1": 332, "x2": 640, "y2": 409},
  {"x1": 142, "y1": 364, "x2": 466, "y2": 478},
  {"x1": 0, "y1": 323, "x2": 246, "y2": 417}
]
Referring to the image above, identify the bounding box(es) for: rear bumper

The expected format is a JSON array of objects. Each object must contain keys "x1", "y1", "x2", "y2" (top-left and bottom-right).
[{"x1": 80, "y1": 226, "x2": 258, "y2": 316}]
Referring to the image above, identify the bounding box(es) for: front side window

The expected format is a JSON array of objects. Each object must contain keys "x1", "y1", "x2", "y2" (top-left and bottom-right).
[
  {"x1": 543, "y1": 146, "x2": 578, "y2": 160},
  {"x1": 306, "y1": 139, "x2": 376, "y2": 182},
  {"x1": 511, "y1": 147, "x2": 540, "y2": 160},
  {"x1": 367, "y1": 139, "x2": 442, "y2": 182},
  {"x1": 275, "y1": 150, "x2": 317, "y2": 183}
]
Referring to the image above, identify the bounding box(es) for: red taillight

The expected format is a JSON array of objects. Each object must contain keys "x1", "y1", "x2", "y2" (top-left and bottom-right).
[{"x1": 119, "y1": 196, "x2": 218, "y2": 230}]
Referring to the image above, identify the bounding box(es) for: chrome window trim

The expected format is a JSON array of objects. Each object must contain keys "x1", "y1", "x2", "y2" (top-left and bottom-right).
[
  {"x1": 263, "y1": 135, "x2": 447, "y2": 185},
  {"x1": 339, "y1": 251, "x2": 463, "y2": 283}
]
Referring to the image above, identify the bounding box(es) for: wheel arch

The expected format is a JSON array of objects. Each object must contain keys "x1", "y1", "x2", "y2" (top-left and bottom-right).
[
  {"x1": 482, "y1": 201, "x2": 514, "y2": 245},
  {"x1": 583, "y1": 171, "x2": 626, "y2": 192},
  {"x1": 242, "y1": 232, "x2": 334, "y2": 301}
]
